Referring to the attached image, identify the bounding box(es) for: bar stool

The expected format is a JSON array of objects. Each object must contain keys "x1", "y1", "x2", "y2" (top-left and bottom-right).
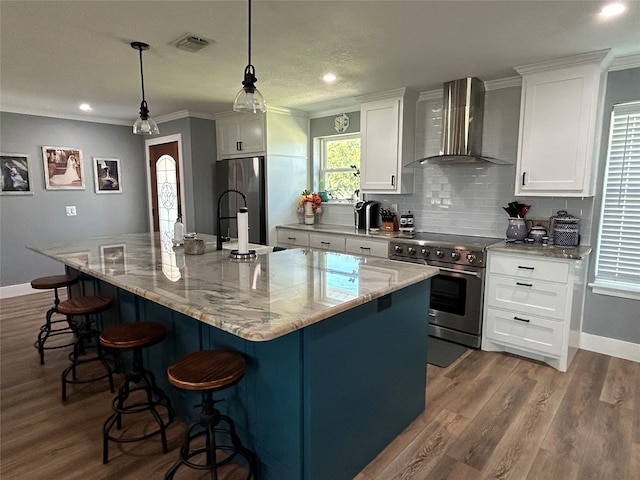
[
  {"x1": 165, "y1": 350, "x2": 258, "y2": 480},
  {"x1": 59, "y1": 295, "x2": 116, "y2": 401},
  {"x1": 99, "y1": 321, "x2": 175, "y2": 464},
  {"x1": 30, "y1": 274, "x2": 78, "y2": 364}
]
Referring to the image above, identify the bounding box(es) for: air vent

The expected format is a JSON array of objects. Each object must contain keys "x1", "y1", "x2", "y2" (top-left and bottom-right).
[{"x1": 172, "y1": 34, "x2": 210, "y2": 53}]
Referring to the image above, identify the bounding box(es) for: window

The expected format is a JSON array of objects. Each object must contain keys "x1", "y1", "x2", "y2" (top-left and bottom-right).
[
  {"x1": 593, "y1": 101, "x2": 640, "y2": 299},
  {"x1": 319, "y1": 134, "x2": 360, "y2": 199}
]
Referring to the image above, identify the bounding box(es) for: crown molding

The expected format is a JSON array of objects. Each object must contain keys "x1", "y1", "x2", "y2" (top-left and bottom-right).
[{"x1": 610, "y1": 54, "x2": 640, "y2": 71}]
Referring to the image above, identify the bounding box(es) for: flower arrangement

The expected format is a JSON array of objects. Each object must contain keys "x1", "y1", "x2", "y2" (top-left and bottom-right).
[{"x1": 297, "y1": 189, "x2": 323, "y2": 214}]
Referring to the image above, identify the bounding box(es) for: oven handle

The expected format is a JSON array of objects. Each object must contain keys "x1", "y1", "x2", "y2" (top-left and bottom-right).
[{"x1": 437, "y1": 266, "x2": 482, "y2": 278}]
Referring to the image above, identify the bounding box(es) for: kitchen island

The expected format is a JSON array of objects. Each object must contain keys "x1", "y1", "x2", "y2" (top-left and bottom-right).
[{"x1": 28, "y1": 232, "x2": 438, "y2": 480}]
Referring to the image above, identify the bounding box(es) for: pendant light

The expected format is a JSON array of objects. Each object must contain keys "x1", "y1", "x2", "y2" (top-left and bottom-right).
[
  {"x1": 131, "y1": 41, "x2": 159, "y2": 135},
  {"x1": 233, "y1": 0, "x2": 266, "y2": 114}
]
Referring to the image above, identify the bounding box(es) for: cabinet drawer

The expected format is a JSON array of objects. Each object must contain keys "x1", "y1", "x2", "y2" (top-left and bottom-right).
[
  {"x1": 486, "y1": 274, "x2": 568, "y2": 321},
  {"x1": 276, "y1": 229, "x2": 309, "y2": 247},
  {"x1": 345, "y1": 237, "x2": 389, "y2": 258},
  {"x1": 489, "y1": 253, "x2": 569, "y2": 283},
  {"x1": 484, "y1": 307, "x2": 564, "y2": 357},
  {"x1": 309, "y1": 233, "x2": 346, "y2": 252}
]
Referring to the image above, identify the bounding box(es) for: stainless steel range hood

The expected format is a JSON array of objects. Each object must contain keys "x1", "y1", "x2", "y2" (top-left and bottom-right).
[{"x1": 409, "y1": 77, "x2": 511, "y2": 166}]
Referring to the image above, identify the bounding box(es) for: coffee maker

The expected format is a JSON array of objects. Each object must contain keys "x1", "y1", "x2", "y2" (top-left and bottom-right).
[{"x1": 354, "y1": 201, "x2": 381, "y2": 231}]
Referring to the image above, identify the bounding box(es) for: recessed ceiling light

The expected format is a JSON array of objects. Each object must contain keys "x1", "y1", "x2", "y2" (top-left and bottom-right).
[
  {"x1": 79, "y1": 103, "x2": 92, "y2": 111},
  {"x1": 323, "y1": 73, "x2": 337, "y2": 84},
  {"x1": 600, "y1": 2, "x2": 626, "y2": 17}
]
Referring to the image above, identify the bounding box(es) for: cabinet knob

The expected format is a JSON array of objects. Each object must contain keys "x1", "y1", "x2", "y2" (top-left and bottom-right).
[{"x1": 236, "y1": 141, "x2": 243, "y2": 151}]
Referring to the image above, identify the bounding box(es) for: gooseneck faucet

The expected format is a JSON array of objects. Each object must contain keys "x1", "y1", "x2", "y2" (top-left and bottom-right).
[{"x1": 216, "y1": 189, "x2": 248, "y2": 250}]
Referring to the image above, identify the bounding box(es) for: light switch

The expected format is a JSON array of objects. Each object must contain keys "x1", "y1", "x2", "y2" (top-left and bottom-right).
[{"x1": 65, "y1": 206, "x2": 77, "y2": 216}]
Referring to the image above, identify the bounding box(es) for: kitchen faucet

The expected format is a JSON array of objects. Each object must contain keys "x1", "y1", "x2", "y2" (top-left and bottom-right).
[{"x1": 216, "y1": 189, "x2": 247, "y2": 251}]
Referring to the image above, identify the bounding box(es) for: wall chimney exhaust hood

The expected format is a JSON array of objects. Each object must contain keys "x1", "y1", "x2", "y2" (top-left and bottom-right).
[{"x1": 409, "y1": 77, "x2": 511, "y2": 166}]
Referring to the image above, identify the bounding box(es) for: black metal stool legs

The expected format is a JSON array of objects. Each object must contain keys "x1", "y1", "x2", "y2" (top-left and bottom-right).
[
  {"x1": 103, "y1": 348, "x2": 175, "y2": 464},
  {"x1": 61, "y1": 314, "x2": 115, "y2": 401},
  {"x1": 34, "y1": 286, "x2": 76, "y2": 365},
  {"x1": 165, "y1": 391, "x2": 258, "y2": 480}
]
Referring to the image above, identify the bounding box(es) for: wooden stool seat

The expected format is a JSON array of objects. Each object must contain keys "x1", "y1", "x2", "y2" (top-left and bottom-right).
[
  {"x1": 164, "y1": 349, "x2": 256, "y2": 479},
  {"x1": 58, "y1": 295, "x2": 113, "y2": 316},
  {"x1": 31, "y1": 274, "x2": 78, "y2": 290},
  {"x1": 100, "y1": 322, "x2": 167, "y2": 350},
  {"x1": 167, "y1": 350, "x2": 247, "y2": 391}
]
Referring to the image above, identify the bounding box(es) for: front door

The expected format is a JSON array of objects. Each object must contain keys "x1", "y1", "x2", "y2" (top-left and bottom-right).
[{"x1": 148, "y1": 141, "x2": 182, "y2": 237}]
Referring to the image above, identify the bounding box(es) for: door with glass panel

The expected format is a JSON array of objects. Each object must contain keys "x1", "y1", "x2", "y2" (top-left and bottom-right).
[{"x1": 148, "y1": 141, "x2": 182, "y2": 240}]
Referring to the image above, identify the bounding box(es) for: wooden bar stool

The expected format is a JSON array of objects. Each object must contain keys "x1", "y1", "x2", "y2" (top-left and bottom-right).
[
  {"x1": 99, "y1": 321, "x2": 175, "y2": 464},
  {"x1": 30, "y1": 274, "x2": 78, "y2": 365},
  {"x1": 164, "y1": 350, "x2": 258, "y2": 480},
  {"x1": 59, "y1": 295, "x2": 116, "y2": 401}
]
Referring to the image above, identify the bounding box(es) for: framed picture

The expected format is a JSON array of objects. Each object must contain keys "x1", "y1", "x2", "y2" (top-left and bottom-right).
[
  {"x1": 1, "y1": 153, "x2": 33, "y2": 195},
  {"x1": 93, "y1": 157, "x2": 122, "y2": 194},
  {"x1": 100, "y1": 244, "x2": 126, "y2": 276},
  {"x1": 42, "y1": 146, "x2": 84, "y2": 190}
]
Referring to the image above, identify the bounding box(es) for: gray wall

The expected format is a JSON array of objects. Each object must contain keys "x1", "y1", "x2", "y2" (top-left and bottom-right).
[
  {"x1": 583, "y1": 67, "x2": 640, "y2": 343},
  {"x1": 0, "y1": 112, "x2": 147, "y2": 286}
]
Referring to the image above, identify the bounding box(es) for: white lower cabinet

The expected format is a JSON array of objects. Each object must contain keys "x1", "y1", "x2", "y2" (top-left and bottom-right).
[
  {"x1": 482, "y1": 250, "x2": 588, "y2": 372},
  {"x1": 345, "y1": 237, "x2": 389, "y2": 258},
  {"x1": 276, "y1": 229, "x2": 309, "y2": 248},
  {"x1": 309, "y1": 232, "x2": 346, "y2": 252}
]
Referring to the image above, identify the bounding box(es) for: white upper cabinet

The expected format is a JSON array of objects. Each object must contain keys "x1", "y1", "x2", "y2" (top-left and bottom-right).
[
  {"x1": 357, "y1": 88, "x2": 416, "y2": 194},
  {"x1": 216, "y1": 111, "x2": 266, "y2": 159},
  {"x1": 514, "y1": 50, "x2": 613, "y2": 197}
]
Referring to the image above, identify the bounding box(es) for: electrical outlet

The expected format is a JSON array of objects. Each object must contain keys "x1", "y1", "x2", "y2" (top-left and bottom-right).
[
  {"x1": 65, "y1": 206, "x2": 77, "y2": 216},
  {"x1": 392, "y1": 204, "x2": 398, "y2": 213}
]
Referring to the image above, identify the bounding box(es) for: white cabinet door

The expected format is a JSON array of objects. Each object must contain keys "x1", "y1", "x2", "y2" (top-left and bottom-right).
[
  {"x1": 276, "y1": 229, "x2": 309, "y2": 247},
  {"x1": 514, "y1": 50, "x2": 612, "y2": 197},
  {"x1": 216, "y1": 113, "x2": 266, "y2": 159},
  {"x1": 345, "y1": 237, "x2": 389, "y2": 258},
  {"x1": 360, "y1": 98, "x2": 400, "y2": 192},
  {"x1": 309, "y1": 232, "x2": 346, "y2": 252},
  {"x1": 358, "y1": 88, "x2": 415, "y2": 194}
]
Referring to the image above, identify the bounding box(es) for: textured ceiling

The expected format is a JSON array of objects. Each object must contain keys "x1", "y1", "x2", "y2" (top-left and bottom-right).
[{"x1": 1, "y1": 0, "x2": 639, "y2": 125}]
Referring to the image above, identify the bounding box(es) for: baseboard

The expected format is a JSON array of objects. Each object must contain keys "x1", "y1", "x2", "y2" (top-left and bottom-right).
[
  {"x1": 580, "y1": 332, "x2": 640, "y2": 363},
  {"x1": 0, "y1": 283, "x2": 38, "y2": 299}
]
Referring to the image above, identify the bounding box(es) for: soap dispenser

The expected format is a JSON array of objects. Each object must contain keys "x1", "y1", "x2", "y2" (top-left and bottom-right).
[{"x1": 173, "y1": 217, "x2": 184, "y2": 245}]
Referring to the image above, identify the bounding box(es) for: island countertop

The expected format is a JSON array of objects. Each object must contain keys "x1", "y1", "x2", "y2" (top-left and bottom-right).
[{"x1": 28, "y1": 233, "x2": 438, "y2": 342}]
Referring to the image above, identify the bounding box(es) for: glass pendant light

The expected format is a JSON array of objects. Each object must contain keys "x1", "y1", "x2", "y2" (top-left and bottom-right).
[
  {"x1": 131, "y1": 41, "x2": 159, "y2": 135},
  {"x1": 233, "y1": 0, "x2": 266, "y2": 114}
]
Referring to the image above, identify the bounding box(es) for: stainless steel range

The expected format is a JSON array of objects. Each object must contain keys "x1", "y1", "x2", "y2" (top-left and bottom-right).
[{"x1": 388, "y1": 233, "x2": 502, "y2": 348}]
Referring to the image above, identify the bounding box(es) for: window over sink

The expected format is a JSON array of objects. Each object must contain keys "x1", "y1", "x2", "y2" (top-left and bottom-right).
[{"x1": 318, "y1": 134, "x2": 360, "y2": 200}]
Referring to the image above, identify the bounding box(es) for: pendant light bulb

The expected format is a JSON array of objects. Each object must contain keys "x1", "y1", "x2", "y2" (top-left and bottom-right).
[
  {"x1": 131, "y1": 42, "x2": 159, "y2": 135},
  {"x1": 233, "y1": 0, "x2": 266, "y2": 113}
]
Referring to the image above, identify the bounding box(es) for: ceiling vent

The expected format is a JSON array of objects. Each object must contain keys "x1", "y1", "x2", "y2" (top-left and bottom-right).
[{"x1": 172, "y1": 34, "x2": 210, "y2": 53}]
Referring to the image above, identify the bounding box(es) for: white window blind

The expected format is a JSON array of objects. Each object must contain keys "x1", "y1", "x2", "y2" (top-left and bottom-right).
[{"x1": 594, "y1": 101, "x2": 640, "y2": 296}]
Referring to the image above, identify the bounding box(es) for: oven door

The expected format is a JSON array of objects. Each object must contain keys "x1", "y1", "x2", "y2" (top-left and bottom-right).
[{"x1": 427, "y1": 261, "x2": 484, "y2": 348}]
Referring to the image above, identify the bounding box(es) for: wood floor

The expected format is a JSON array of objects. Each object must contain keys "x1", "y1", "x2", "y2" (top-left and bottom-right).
[{"x1": 1, "y1": 292, "x2": 639, "y2": 480}]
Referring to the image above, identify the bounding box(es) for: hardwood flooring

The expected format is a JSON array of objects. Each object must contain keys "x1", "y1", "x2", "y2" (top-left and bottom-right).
[{"x1": 1, "y1": 292, "x2": 639, "y2": 479}]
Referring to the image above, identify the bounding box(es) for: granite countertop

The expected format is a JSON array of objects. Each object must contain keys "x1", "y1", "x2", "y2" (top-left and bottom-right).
[
  {"x1": 488, "y1": 241, "x2": 592, "y2": 260},
  {"x1": 28, "y1": 233, "x2": 438, "y2": 342}
]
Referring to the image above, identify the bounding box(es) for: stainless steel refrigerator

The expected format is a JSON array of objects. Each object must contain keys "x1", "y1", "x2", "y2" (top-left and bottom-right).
[{"x1": 215, "y1": 156, "x2": 267, "y2": 245}]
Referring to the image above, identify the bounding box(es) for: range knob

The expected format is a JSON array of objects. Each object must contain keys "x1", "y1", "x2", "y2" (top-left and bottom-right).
[
  {"x1": 408, "y1": 246, "x2": 417, "y2": 255},
  {"x1": 435, "y1": 249, "x2": 444, "y2": 258},
  {"x1": 421, "y1": 247, "x2": 430, "y2": 257},
  {"x1": 394, "y1": 244, "x2": 403, "y2": 254},
  {"x1": 450, "y1": 251, "x2": 460, "y2": 261},
  {"x1": 466, "y1": 253, "x2": 477, "y2": 264}
]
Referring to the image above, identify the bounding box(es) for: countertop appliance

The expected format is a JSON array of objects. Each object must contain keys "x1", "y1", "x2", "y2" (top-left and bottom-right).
[
  {"x1": 216, "y1": 156, "x2": 266, "y2": 245},
  {"x1": 354, "y1": 200, "x2": 381, "y2": 231},
  {"x1": 388, "y1": 232, "x2": 502, "y2": 348}
]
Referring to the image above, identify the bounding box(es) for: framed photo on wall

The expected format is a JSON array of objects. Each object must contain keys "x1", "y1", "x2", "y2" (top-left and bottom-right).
[
  {"x1": 1, "y1": 153, "x2": 33, "y2": 195},
  {"x1": 93, "y1": 157, "x2": 122, "y2": 193},
  {"x1": 42, "y1": 146, "x2": 84, "y2": 190}
]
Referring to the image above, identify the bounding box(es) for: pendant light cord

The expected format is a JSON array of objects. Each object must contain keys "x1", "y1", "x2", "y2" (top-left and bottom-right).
[
  {"x1": 247, "y1": 0, "x2": 252, "y2": 67},
  {"x1": 138, "y1": 47, "x2": 147, "y2": 104}
]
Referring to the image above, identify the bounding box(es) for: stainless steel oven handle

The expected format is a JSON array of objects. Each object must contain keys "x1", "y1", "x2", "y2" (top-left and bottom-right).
[{"x1": 436, "y1": 266, "x2": 481, "y2": 278}]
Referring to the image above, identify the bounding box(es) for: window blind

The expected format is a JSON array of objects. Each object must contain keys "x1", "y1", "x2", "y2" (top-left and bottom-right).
[{"x1": 595, "y1": 102, "x2": 640, "y2": 291}]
